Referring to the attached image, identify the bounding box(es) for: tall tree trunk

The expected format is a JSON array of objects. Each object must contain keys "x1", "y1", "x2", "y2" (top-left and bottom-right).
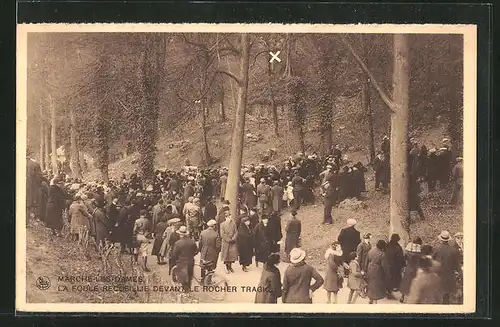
[
  {"x1": 44, "y1": 120, "x2": 50, "y2": 171},
  {"x1": 225, "y1": 33, "x2": 250, "y2": 220},
  {"x1": 69, "y1": 106, "x2": 81, "y2": 179},
  {"x1": 39, "y1": 107, "x2": 45, "y2": 171},
  {"x1": 390, "y1": 34, "x2": 410, "y2": 242},
  {"x1": 363, "y1": 77, "x2": 376, "y2": 162},
  {"x1": 267, "y1": 61, "x2": 279, "y2": 136},
  {"x1": 219, "y1": 87, "x2": 226, "y2": 122},
  {"x1": 200, "y1": 99, "x2": 212, "y2": 165},
  {"x1": 49, "y1": 95, "x2": 58, "y2": 175}
]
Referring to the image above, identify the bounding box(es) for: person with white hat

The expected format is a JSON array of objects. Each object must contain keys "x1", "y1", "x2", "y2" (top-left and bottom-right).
[
  {"x1": 198, "y1": 219, "x2": 221, "y2": 279},
  {"x1": 432, "y1": 230, "x2": 462, "y2": 304},
  {"x1": 338, "y1": 218, "x2": 361, "y2": 263},
  {"x1": 282, "y1": 248, "x2": 324, "y2": 303},
  {"x1": 171, "y1": 225, "x2": 199, "y2": 292}
]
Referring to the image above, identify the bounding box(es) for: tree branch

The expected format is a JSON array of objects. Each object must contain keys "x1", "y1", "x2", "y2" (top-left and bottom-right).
[
  {"x1": 215, "y1": 69, "x2": 242, "y2": 86},
  {"x1": 341, "y1": 36, "x2": 396, "y2": 113}
]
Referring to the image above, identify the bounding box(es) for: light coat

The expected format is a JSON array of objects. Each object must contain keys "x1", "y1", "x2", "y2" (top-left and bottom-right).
[{"x1": 220, "y1": 219, "x2": 238, "y2": 262}]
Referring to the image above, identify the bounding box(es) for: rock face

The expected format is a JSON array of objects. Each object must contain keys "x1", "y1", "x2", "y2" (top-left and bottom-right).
[{"x1": 338, "y1": 198, "x2": 367, "y2": 211}]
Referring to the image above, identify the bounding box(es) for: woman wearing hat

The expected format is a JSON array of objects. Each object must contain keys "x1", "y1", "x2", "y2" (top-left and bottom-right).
[
  {"x1": 284, "y1": 210, "x2": 301, "y2": 262},
  {"x1": 254, "y1": 253, "x2": 282, "y2": 303},
  {"x1": 282, "y1": 248, "x2": 324, "y2": 303},
  {"x1": 253, "y1": 215, "x2": 272, "y2": 268},
  {"x1": 324, "y1": 242, "x2": 345, "y2": 304},
  {"x1": 407, "y1": 256, "x2": 443, "y2": 304},
  {"x1": 365, "y1": 240, "x2": 388, "y2": 304},
  {"x1": 151, "y1": 216, "x2": 168, "y2": 265},
  {"x1": 171, "y1": 226, "x2": 199, "y2": 292},
  {"x1": 384, "y1": 234, "x2": 405, "y2": 299},
  {"x1": 400, "y1": 236, "x2": 423, "y2": 303},
  {"x1": 237, "y1": 216, "x2": 254, "y2": 272},
  {"x1": 68, "y1": 194, "x2": 92, "y2": 242},
  {"x1": 432, "y1": 230, "x2": 462, "y2": 304}
]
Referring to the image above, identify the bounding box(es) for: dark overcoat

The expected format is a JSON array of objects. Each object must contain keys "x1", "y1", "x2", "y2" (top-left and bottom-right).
[
  {"x1": 270, "y1": 185, "x2": 283, "y2": 212},
  {"x1": 45, "y1": 185, "x2": 68, "y2": 231},
  {"x1": 237, "y1": 223, "x2": 254, "y2": 266},
  {"x1": 356, "y1": 241, "x2": 372, "y2": 272},
  {"x1": 366, "y1": 247, "x2": 387, "y2": 300},
  {"x1": 282, "y1": 262, "x2": 324, "y2": 303},
  {"x1": 253, "y1": 222, "x2": 271, "y2": 263},
  {"x1": 198, "y1": 227, "x2": 221, "y2": 264},
  {"x1": 254, "y1": 264, "x2": 282, "y2": 303},
  {"x1": 284, "y1": 219, "x2": 301, "y2": 254},
  {"x1": 432, "y1": 243, "x2": 461, "y2": 293},
  {"x1": 338, "y1": 226, "x2": 361, "y2": 262},
  {"x1": 171, "y1": 237, "x2": 199, "y2": 284},
  {"x1": 38, "y1": 180, "x2": 49, "y2": 222},
  {"x1": 384, "y1": 241, "x2": 406, "y2": 290},
  {"x1": 151, "y1": 221, "x2": 168, "y2": 256}
]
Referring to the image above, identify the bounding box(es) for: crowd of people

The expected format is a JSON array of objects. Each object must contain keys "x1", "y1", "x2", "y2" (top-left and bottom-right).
[{"x1": 24, "y1": 134, "x2": 464, "y2": 304}]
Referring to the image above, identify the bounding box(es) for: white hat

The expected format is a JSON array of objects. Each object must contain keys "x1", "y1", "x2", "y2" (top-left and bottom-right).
[
  {"x1": 176, "y1": 226, "x2": 189, "y2": 236},
  {"x1": 289, "y1": 248, "x2": 306, "y2": 264},
  {"x1": 347, "y1": 218, "x2": 357, "y2": 226},
  {"x1": 207, "y1": 219, "x2": 217, "y2": 227},
  {"x1": 438, "y1": 230, "x2": 450, "y2": 242},
  {"x1": 456, "y1": 157, "x2": 463, "y2": 162}
]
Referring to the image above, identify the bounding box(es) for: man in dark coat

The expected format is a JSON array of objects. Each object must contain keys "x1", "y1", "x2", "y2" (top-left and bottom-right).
[
  {"x1": 433, "y1": 231, "x2": 462, "y2": 304},
  {"x1": 356, "y1": 233, "x2": 372, "y2": 274},
  {"x1": 321, "y1": 180, "x2": 336, "y2": 225},
  {"x1": 202, "y1": 196, "x2": 218, "y2": 226},
  {"x1": 253, "y1": 216, "x2": 272, "y2": 267},
  {"x1": 267, "y1": 212, "x2": 283, "y2": 253},
  {"x1": 237, "y1": 217, "x2": 254, "y2": 271},
  {"x1": 291, "y1": 172, "x2": 305, "y2": 210},
  {"x1": 241, "y1": 178, "x2": 256, "y2": 209},
  {"x1": 38, "y1": 177, "x2": 49, "y2": 222},
  {"x1": 26, "y1": 155, "x2": 43, "y2": 220},
  {"x1": 45, "y1": 176, "x2": 69, "y2": 235},
  {"x1": 171, "y1": 226, "x2": 199, "y2": 292},
  {"x1": 256, "y1": 178, "x2": 272, "y2": 216},
  {"x1": 198, "y1": 220, "x2": 221, "y2": 277},
  {"x1": 254, "y1": 253, "x2": 282, "y2": 303},
  {"x1": 427, "y1": 148, "x2": 439, "y2": 191},
  {"x1": 270, "y1": 180, "x2": 283, "y2": 214},
  {"x1": 449, "y1": 157, "x2": 463, "y2": 205},
  {"x1": 337, "y1": 219, "x2": 361, "y2": 263}
]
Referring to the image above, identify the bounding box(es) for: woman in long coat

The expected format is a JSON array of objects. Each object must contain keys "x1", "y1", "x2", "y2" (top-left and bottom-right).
[
  {"x1": 366, "y1": 240, "x2": 387, "y2": 303},
  {"x1": 400, "y1": 237, "x2": 423, "y2": 303},
  {"x1": 38, "y1": 177, "x2": 49, "y2": 222},
  {"x1": 92, "y1": 201, "x2": 113, "y2": 247},
  {"x1": 220, "y1": 215, "x2": 238, "y2": 273},
  {"x1": 323, "y1": 242, "x2": 344, "y2": 304},
  {"x1": 151, "y1": 216, "x2": 168, "y2": 264},
  {"x1": 45, "y1": 177, "x2": 69, "y2": 235},
  {"x1": 255, "y1": 253, "x2": 282, "y2": 303},
  {"x1": 267, "y1": 212, "x2": 282, "y2": 253},
  {"x1": 253, "y1": 217, "x2": 271, "y2": 267},
  {"x1": 237, "y1": 217, "x2": 254, "y2": 271},
  {"x1": 284, "y1": 210, "x2": 301, "y2": 261},
  {"x1": 384, "y1": 234, "x2": 405, "y2": 297},
  {"x1": 68, "y1": 195, "x2": 92, "y2": 241}
]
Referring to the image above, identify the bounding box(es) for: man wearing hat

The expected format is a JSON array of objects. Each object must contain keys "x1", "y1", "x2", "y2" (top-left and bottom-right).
[
  {"x1": 132, "y1": 209, "x2": 151, "y2": 272},
  {"x1": 449, "y1": 157, "x2": 463, "y2": 205},
  {"x1": 270, "y1": 180, "x2": 284, "y2": 214},
  {"x1": 338, "y1": 218, "x2": 361, "y2": 263},
  {"x1": 432, "y1": 231, "x2": 462, "y2": 304},
  {"x1": 220, "y1": 212, "x2": 239, "y2": 273},
  {"x1": 257, "y1": 178, "x2": 272, "y2": 216},
  {"x1": 45, "y1": 175, "x2": 70, "y2": 236},
  {"x1": 171, "y1": 225, "x2": 199, "y2": 292},
  {"x1": 282, "y1": 248, "x2": 324, "y2": 303},
  {"x1": 356, "y1": 233, "x2": 372, "y2": 274},
  {"x1": 198, "y1": 219, "x2": 220, "y2": 276}
]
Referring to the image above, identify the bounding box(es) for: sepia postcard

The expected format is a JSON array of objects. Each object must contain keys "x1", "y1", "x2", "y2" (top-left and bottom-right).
[{"x1": 16, "y1": 23, "x2": 476, "y2": 314}]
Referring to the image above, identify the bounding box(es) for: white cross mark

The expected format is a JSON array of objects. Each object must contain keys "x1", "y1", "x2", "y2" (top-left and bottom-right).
[{"x1": 269, "y1": 51, "x2": 281, "y2": 63}]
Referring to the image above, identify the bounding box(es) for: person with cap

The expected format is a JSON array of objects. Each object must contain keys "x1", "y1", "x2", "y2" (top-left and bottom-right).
[
  {"x1": 449, "y1": 157, "x2": 463, "y2": 205},
  {"x1": 284, "y1": 210, "x2": 302, "y2": 262},
  {"x1": 151, "y1": 215, "x2": 168, "y2": 265},
  {"x1": 237, "y1": 216, "x2": 254, "y2": 272},
  {"x1": 241, "y1": 177, "x2": 257, "y2": 210},
  {"x1": 253, "y1": 215, "x2": 272, "y2": 268},
  {"x1": 198, "y1": 219, "x2": 221, "y2": 278},
  {"x1": 400, "y1": 236, "x2": 423, "y2": 303},
  {"x1": 160, "y1": 217, "x2": 182, "y2": 274},
  {"x1": 216, "y1": 202, "x2": 231, "y2": 235},
  {"x1": 132, "y1": 209, "x2": 151, "y2": 271},
  {"x1": 257, "y1": 178, "x2": 272, "y2": 216},
  {"x1": 365, "y1": 240, "x2": 388, "y2": 304},
  {"x1": 383, "y1": 233, "x2": 405, "y2": 299},
  {"x1": 248, "y1": 206, "x2": 260, "y2": 230},
  {"x1": 220, "y1": 212, "x2": 239, "y2": 273},
  {"x1": 171, "y1": 225, "x2": 199, "y2": 292},
  {"x1": 254, "y1": 253, "x2": 282, "y2": 303},
  {"x1": 45, "y1": 175, "x2": 70, "y2": 236},
  {"x1": 356, "y1": 233, "x2": 372, "y2": 275},
  {"x1": 432, "y1": 230, "x2": 461, "y2": 304},
  {"x1": 282, "y1": 248, "x2": 324, "y2": 303},
  {"x1": 68, "y1": 194, "x2": 92, "y2": 242},
  {"x1": 235, "y1": 206, "x2": 249, "y2": 232},
  {"x1": 338, "y1": 218, "x2": 361, "y2": 263},
  {"x1": 324, "y1": 241, "x2": 345, "y2": 304},
  {"x1": 270, "y1": 180, "x2": 284, "y2": 214},
  {"x1": 406, "y1": 256, "x2": 443, "y2": 304}
]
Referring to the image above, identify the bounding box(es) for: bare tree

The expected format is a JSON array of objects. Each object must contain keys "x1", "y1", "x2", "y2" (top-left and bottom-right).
[{"x1": 344, "y1": 34, "x2": 411, "y2": 242}]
